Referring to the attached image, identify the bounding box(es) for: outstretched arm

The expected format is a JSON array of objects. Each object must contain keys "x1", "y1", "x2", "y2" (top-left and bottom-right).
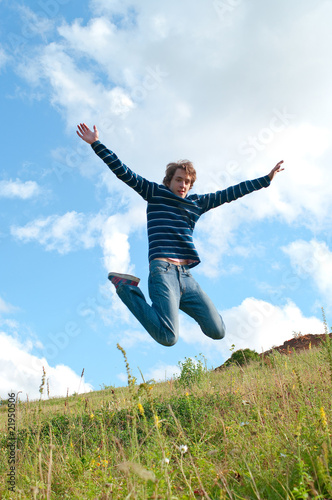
[
  {"x1": 77, "y1": 122, "x2": 153, "y2": 202},
  {"x1": 76, "y1": 123, "x2": 99, "y2": 144},
  {"x1": 199, "y1": 160, "x2": 285, "y2": 213},
  {"x1": 268, "y1": 160, "x2": 284, "y2": 181}
]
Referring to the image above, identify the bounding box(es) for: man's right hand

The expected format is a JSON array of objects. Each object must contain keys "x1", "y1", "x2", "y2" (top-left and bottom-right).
[{"x1": 76, "y1": 123, "x2": 99, "y2": 144}]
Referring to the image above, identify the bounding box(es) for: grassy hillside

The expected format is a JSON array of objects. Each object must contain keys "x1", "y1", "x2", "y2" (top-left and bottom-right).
[{"x1": 1, "y1": 336, "x2": 332, "y2": 499}]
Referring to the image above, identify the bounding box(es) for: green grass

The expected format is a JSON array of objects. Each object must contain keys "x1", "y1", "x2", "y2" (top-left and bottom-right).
[{"x1": 1, "y1": 337, "x2": 332, "y2": 499}]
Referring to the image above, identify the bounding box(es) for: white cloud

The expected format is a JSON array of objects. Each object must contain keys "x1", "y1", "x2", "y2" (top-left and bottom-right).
[
  {"x1": 21, "y1": 40, "x2": 134, "y2": 130},
  {"x1": 144, "y1": 362, "x2": 180, "y2": 383},
  {"x1": 11, "y1": 211, "x2": 106, "y2": 254},
  {"x1": 0, "y1": 305, "x2": 92, "y2": 401},
  {"x1": 0, "y1": 179, "x2": 41, "y2": 199},
  {"x1": 258, "y1": 124, "x2": 332, "y2": 226},
  {"x1": 194, "y1": 118, "x2": 332, "y2": 277},
  {"x1": 10, "y1": 203, "x2": 146, "y2": 276},
  {"x1": 100, "y1": 206, "x2": 146, "y2": 272},
  {"x1": 0, "y1": 331, "x2": 93, "y2": 400},
  {"x1": 282, "y1": 239, "x2": 332, "y2": 308},
  {"x1": 222, "y1": 299, "x2": 324, "y2": 353},
  {"x1": 15, "y1": 1, "x2": 332, "y2": 141},
  {"x1": 178, "y1": 298, "x2": 324, "y2": 363}
]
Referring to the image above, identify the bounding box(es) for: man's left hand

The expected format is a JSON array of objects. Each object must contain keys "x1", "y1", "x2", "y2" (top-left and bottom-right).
[{"x1": 268, "y1": 160, "x2": 284, "y2": 181}]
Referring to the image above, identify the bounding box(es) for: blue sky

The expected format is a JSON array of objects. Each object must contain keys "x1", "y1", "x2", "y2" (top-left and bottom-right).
[{"x1": 1, "y1": 0, "x2": 332, "y2": 400}]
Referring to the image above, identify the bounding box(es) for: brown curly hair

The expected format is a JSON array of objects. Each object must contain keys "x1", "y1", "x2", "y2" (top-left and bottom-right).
[{"x1": 162, "y1": 160, "x2": 197, "y2": 189}]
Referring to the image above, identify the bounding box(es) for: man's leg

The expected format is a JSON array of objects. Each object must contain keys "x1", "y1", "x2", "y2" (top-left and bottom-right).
[
  {"x1": 179, "y1": 268, "x2": 226, "y2": 340},
  {"x1": 113, "y1": 261, "x2": 181, "y2": 346}
]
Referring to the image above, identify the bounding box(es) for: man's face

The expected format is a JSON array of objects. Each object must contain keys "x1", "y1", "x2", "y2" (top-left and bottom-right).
[{"x1": 168, "y1": 168, "x2": 191, "y2": 198}]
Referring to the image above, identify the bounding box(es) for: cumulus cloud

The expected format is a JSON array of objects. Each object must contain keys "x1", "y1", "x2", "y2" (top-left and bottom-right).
[
  {"x1": 179, "y1": 298, "x2": 324, "y2": 363},
  {"x1": 222, "y1": 298, "x2": 324, "y2": 352},
  {"x1": 0, "y1": 179, "x2": 41, "y2": 199},
  {"x1": 100, "y1": 206, "x2": 146, "y2": 272},
  {"x1": 10, "y1": 204, "x2": 146, "y2": 276},
  {"x1": 11, "y1": 211, "x2": 106, "y2": 254},
  {"x1": 282, "y1": 239, "x2": 332, "y2": 308},
  {"x1": 0, "y1": 297, "x2": 93, "y2": 400},
  {"x1": 17, "y1": 38, "x2": 135, "y2": 131},
  {"x1": 0, "y1": 330, "x2": 93, "y2": 400},
  {"x1": 258, "y1": 124, "x2": 332, "y2": 227}
]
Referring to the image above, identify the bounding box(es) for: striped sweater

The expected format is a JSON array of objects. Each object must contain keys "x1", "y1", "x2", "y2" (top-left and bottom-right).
[{"x1": 92, "y1": 141, "x2": 271, "y2": 268}]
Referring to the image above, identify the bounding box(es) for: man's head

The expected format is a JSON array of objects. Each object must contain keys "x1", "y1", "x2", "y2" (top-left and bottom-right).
[{"x1": 163, "y1": 160, "x2": 196, "y2": 198}]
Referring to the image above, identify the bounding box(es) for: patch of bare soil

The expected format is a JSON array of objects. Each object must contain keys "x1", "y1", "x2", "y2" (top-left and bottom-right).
[{"x1": 261, "y1": 332, "x2": 332, "y2": 357}]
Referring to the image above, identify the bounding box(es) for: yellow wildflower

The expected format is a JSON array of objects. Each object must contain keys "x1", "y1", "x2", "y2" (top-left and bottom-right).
[
  {"x1": 320, "y1": 407, "x2": 328, "y2": 428},
  {"x1": 154, "y1": 414, "x2": 161, "y2": 428},
  {"x1": 138, "y1": 403, "x2": 145, "y2": 415}
]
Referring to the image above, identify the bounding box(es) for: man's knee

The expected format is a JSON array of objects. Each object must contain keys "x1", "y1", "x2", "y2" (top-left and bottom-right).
[
  {"x1": 160, "y1": 333, "x2": 178, "y2": 347},
  {"x1": 204, "y1": 319, "x2": 226, "y2": 340},
  {"x1": 215, "y1": 326, "x2": 226, "y2": 340},
  {"x1": 156, "y1": 327, "x2": 178, "y2": 347}
]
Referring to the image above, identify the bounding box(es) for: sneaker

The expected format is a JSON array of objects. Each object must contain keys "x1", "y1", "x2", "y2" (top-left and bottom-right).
[{"x1": 108, "y1": 272, "x2": 140, "y2": 289}]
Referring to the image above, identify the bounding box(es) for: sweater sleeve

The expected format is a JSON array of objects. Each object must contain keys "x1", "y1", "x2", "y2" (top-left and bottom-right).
[
  {"x1": 91, "y1": 140, "x2": 153, "y2": 201},
  {"x1": 198, "y1": 175, "x2": 271, "y2": 213}
]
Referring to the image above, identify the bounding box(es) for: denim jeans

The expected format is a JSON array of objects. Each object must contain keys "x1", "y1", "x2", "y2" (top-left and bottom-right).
[{"x1": 117, "y1": 259, "x2": 226, "y2": 346}]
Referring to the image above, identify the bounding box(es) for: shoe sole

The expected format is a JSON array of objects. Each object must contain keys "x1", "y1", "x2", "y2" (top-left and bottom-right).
[{"x1": 108, "y1": 272, "x2": 140, "y2": 284}]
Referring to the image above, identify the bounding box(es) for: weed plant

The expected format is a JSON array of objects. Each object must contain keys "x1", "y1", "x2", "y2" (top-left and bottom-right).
[
  {"x1": 177, "y1": 355, "x2": 207, "y2": 388},
  {"x1": 0, "y1": 338, "x2": 332, "y2": 499}
]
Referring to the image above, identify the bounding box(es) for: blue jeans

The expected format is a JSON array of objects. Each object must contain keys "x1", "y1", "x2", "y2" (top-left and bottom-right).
[{"x1": 117, "y1": 259, "x2": 226, "y2": 346}]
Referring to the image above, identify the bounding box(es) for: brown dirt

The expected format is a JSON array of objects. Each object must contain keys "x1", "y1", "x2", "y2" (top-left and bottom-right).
[{"x1": 261, "y1": 332, "x2": 332, "y2": 357}]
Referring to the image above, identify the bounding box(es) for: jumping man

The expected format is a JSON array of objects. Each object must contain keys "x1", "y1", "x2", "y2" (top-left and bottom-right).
[{"x1": 76, "y1": 123, "x2": 284, "y2": 346}]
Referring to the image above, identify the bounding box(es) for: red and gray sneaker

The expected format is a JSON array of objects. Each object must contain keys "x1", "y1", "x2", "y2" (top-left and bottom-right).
[{"x1": 108, "y1": 272, "x2": 140, "y2": 289}]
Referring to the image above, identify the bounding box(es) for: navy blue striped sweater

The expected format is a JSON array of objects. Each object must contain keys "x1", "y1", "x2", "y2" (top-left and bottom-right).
[{"x1": 92, "y1": 141, "x2": 271, "y2": 268}]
